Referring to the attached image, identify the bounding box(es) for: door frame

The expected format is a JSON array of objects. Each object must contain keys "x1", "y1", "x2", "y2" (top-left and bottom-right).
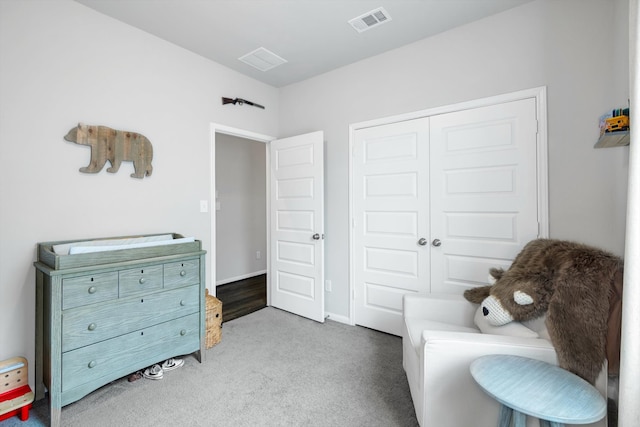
[
  {"x1": 347, "y1": 86, "x2": 549, "y2": 326},
  {"x1": 209, "y1": 123, "x2": 275, "y2": 304}
]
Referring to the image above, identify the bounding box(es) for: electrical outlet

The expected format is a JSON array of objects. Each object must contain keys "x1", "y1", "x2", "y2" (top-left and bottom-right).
[
  {"x1": 256, "y1": 251, "x2": 261, "y2": 260},
  {"x1": 200, "y1": 200, "x2": 208, "y2": 213},
  {"x1": 325, "y1": 280, "x2": 332, "y2": 292}
]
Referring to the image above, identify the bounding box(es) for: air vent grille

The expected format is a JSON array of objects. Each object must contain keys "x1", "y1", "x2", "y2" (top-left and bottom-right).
[
  {"x1": 348, "y1": 7, "x2": 392, "y2": 33},
  {"x1": 238, "y1": 47, "x2": 287, "y2": 72}
]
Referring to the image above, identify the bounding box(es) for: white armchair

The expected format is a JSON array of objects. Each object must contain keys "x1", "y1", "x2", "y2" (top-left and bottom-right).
[{"x1": 402, "y1": 293, "x2": 607, "y2": 427}]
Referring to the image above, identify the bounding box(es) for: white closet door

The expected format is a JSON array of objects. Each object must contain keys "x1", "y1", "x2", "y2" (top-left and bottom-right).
[
  {"x1": 352, "y1": 118, "x2": 430, "y2": 335},
  {"x1": 429, "y1": 98, "x2": 540, "y2": 294},
  {"x1": 351, "y1": 96, "x2": 542, "y2": 336}
]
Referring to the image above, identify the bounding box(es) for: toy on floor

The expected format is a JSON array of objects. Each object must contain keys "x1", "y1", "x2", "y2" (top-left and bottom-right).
[{"x1": 0, "y1": 357, "x2": 34, "y2": 422}]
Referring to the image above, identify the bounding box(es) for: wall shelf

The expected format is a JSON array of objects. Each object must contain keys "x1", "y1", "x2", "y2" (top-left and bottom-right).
[{"x1": 594, "y1": 131, "x2": 630, "y2": 148}]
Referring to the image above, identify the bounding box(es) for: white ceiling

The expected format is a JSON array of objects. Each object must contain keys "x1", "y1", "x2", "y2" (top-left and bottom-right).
[{"x1": 75, "y1": 0, "x2": 534, "y2": 88}]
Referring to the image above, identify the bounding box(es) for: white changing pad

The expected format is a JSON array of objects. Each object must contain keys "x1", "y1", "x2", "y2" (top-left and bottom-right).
[{"x1": 52, "y1": 234, "x2": 195, "y2": 255}]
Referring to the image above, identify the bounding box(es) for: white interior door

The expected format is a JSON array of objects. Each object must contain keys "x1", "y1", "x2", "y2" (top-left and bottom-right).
[
  {"x1": 429, "y1": 98, "x2": 540, "y2": 294},
  {"x1": 352, "y1": 118, "x2": 430, "y2": 335},
  {"x1": 269, "y1": 131, "x2": 325, "y2": 322}
]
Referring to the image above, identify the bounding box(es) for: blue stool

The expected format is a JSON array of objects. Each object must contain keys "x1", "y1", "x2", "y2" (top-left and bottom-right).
[{"x1": 470, "y1": 355, "x2": 606, "y2": 427}]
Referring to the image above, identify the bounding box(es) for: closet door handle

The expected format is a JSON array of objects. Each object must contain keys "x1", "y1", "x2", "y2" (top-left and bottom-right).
[
  {"x1": 418, "y1": 238, "x2": 427, "y2": 246},
  {"x1": 312, "y1": 233, "x2": 321, "y2": 240},
  {"x1": 432, "y1": 239, "x2": 442, "y2": 247}
]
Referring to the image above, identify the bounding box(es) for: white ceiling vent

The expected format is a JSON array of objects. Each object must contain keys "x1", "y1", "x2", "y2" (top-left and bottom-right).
[
  {"x1": 238, "y1": 47, "x2": 287, "y2": 72},
  {"x1": 348, "y1": 7, "x2": 392, "y2": 33}
]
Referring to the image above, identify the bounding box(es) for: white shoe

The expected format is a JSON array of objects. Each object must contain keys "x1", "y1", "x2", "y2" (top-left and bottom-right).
[
  {"x1": 142, "y1": 364, "x2": 164, "y2": 380},
  {"x1": 161, "y1": 358, "x2": 184, "y2": 371}
]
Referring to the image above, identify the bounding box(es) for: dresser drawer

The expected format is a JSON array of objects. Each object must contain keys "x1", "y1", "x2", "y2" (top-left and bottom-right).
[
  {"x1": 62, "y1": 272, "x2": 118, "y2": 310},
  {"x1": 119, "y1": 264, "x2": 163, "y2": 297},
  {"x1": 62, "y1": 284, "x2": 200, "y2": 352},
  {"x1": 61, "y1": 313, "x2": 199, "y2": 393},
  {"x1": 164, "y1": 259, "x2": 199, "y2": 289}
]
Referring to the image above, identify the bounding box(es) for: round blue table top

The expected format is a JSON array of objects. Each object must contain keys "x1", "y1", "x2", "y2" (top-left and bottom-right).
[{"x1": 470, "y1": 355, "x2": 606, "y2": 424}]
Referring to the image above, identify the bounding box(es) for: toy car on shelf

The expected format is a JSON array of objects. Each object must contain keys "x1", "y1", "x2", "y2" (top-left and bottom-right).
[{"x1": 605, "y1": 115, "x2": 630, "y2": 132}]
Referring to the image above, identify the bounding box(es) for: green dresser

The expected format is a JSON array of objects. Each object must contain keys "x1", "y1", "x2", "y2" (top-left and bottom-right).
[{"x1": 34, "y1": 234, "x2": 206, "y2": 427}]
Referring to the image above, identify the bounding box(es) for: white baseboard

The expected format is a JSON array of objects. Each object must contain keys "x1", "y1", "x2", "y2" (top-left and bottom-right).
[
  {"x1": 325, "y1": 312, "x2": 351, "y2": 325},
  {"x1": 216, "y1": 270, "x2": 267, "y2": 286}
]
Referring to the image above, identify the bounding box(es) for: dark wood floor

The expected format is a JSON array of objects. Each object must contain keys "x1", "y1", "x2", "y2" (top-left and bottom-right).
[{"x1": 216, "y1": 273, "x2": 267, "y2": 322}]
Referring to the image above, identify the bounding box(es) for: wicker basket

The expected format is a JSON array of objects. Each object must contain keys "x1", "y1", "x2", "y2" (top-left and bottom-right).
[{"x1": 205, "y1": 289, "x2": 222, "y2": 349}]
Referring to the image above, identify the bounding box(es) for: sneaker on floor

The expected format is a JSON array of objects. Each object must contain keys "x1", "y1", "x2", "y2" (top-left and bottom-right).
[
  {"x1": 161, "y1": 358, "x2": 184, "y2": 371},
  {"x1": 142, "y1": 364, "x2": 164, "y2": 380}
]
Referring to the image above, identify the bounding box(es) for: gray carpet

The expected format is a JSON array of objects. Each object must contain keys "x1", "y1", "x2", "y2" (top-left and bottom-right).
[{"x1": 7, "y1": 307, "x2": 419, "y2": 426}]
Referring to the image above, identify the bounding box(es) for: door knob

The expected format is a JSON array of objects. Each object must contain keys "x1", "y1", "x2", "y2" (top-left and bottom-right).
[
  {"x1": 312, "y1": 233, "x2": 320, "y2": 240},
  {"x1": 432, "y1": 239, "x2": 442, "y2": 247},
  {"x1": 418, "y1": 238, "x2": 427, "y2": 246}
]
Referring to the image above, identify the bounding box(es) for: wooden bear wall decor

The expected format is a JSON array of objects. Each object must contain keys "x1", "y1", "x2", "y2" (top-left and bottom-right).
[{"x1": 64, "y1": 123, "x2": 153, "y2": 179}]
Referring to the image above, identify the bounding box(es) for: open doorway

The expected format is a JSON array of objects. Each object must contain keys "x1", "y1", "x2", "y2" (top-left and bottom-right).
[
  {"x1": 211, "y1": 124, "x2": 326, "y2": 323},
  {"x1": 211, "y1": 125, "x2": 273, "y2": 321}
]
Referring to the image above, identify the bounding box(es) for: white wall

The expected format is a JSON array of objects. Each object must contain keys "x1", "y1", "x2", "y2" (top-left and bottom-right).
[
  {"x1": 1, "y1": 0, "x2": 631, "y2": 387},
  {"x1": 215, "y1": 134, "x2": 267, "y2": 283},
  {"x1": 279, "y1": 0, "x2": 630, "y2": 318},
  {"x1": 0, "y1": 0, "x2": 278, "y2": 376}
]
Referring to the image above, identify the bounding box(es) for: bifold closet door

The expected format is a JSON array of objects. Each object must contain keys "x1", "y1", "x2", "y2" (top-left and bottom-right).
[
  {"x1": 429, "y1": 98, "x2": 540, "y2": 295},
  {"x1": 352, "y1": 117, "x2": 430, "y2": 335},
  {"x1": 352, "y1": 97, "x2": 541, "y2": 336}
]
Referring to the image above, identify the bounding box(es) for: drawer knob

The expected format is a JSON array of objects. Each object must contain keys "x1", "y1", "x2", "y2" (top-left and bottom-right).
[
  {"x1": 88, "y1": 360, "x2": 97, "y2": 369},
  {"x1": 88, "y1": 286, "x2": 97, "y2": 294},
  {"x1": 180, "y1": 270, "x2": 186, "y2": 277},
  {"x1": 180, "y1": 329, "x2": 187, "y2": 336},
  {"x1": 180, "y1": 300, "x2": 186, "y2": 306},
  {"x1": 139, "y1": 277, "x2": 146, "y2": 284},
  {"x1": 88, "y1": 323, "x2": 97, "y2": 331}
]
